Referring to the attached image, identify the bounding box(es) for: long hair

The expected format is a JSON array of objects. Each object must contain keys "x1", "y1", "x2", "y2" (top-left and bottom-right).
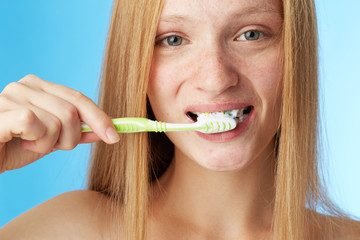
[
  {"x1": 274, "y1": 0, "x2": 319, "y2": 238},
  {"x1": 274, "y1": 0, "x2": 356, "y2": 239},
  {"x1": 87, "y1": 0, "x2": 164, "y2": 239},
  {"x1": 88, "y1": 0, "x2": 353, "y2": 239}
]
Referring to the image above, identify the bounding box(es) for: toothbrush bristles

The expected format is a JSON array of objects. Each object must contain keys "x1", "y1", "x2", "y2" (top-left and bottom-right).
[{"x1": 196, "y1": 115, "x2": 237, "y2": 133}]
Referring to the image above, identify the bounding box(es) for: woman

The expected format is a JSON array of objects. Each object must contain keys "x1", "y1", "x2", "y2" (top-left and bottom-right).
[{"x1": 0, "y1": 0, "x2": 359, "y2": 239}]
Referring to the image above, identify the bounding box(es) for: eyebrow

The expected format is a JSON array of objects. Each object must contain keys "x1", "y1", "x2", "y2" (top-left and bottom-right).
[
  {"x1": 159, "y1": 5, "x2": 282, "y2": 23},
  {"x1": 159, "y1": 14, "x2": 189, "y2": 24}
]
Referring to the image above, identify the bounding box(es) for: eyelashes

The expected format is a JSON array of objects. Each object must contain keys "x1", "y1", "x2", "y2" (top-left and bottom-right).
[
  {"x1": 156, "y1": 30, "x2": 267, "y2": 48},
  {"x1": 236, "y1": 30, "x2": 264, "y2": 41},
  {"x1": 156, "y1": 35, "x2": 187, "y2": 47},
  {"x1": 163, "y1": 36, "x2": 184, "y2": 46}
]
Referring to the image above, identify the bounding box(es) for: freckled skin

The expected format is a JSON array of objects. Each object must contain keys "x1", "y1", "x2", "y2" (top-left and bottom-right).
[{"x1": 148, "y1": 0, "x2": 283, "y2": 171}]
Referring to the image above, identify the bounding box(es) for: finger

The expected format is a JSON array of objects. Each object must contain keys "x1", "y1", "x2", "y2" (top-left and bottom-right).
[
  {"x1": 19, "y1": 107, "x2": 61, "y2": 154},
  {"x1": 0, "y1": 109, "x2": 46, "y2": 143},
  {"x1": 19, "y1": 76, "x2": 120, "y2": 144},
  {"x1": 2, "y1": 82, "x2": 82, "y2": 150},
  {"x1": 0, "y1": 93, "x2": 23, "y2": 113},
  {"x1": 79, "y1": 132, "x2": 102, "y2": 144},
  {"x1": 1, "y1": 137, "x2": 46, "y2": 173},
  {"x1": 32, "y1": 97, "x2": 81, "y2": 151}
]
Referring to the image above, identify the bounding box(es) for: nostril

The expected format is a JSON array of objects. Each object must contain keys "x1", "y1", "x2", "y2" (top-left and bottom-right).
[{"x1": 186, "y1": 112, "x2": 198, "y2": 122}]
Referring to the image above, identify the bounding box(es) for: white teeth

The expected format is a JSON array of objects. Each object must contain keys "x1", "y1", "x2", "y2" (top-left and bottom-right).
[
  {"x1": 238, "y1": 108, "x2": 245, "y2": 117},
  {"x1": 192, "y1": 107, "x2": 251, "y2": 123}
]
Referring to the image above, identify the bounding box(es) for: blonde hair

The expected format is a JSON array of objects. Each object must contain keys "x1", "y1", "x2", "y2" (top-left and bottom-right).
[
  {"x1": 88, "y1": 0, "x2": 164, "y2": 239},
  {"x1": 275, "y1": 0, "x2": 320, "y2": 238},
  {"x1": 88, "y1": 0, "x2": 354, "y2": 239}
]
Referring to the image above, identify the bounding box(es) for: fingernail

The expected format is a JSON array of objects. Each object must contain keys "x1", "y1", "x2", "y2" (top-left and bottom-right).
[{"x1": 106, "y1": 127, "x2": 120, "y2": 143}]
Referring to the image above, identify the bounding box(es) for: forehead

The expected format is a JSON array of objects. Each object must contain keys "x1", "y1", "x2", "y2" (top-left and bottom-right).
[{"x1": 160, "y1": 0, "x2": 282, "y2": 19}]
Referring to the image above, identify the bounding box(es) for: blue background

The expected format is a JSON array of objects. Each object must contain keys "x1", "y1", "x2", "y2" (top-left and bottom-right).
[{"x1": 0, "y1": 0, "x2": 359, "y2": 227}]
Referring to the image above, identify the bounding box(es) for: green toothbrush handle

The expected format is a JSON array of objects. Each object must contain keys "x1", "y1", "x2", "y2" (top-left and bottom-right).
[
  {"x1": 81, "y1": 117, "x2": 166, "y2": 133},
  {"x1": 14, "y1": 117, "x2": 235, "y2": 137},
  {"x1": 81, "y1": 116, "x2": 236, "y2": 134}
]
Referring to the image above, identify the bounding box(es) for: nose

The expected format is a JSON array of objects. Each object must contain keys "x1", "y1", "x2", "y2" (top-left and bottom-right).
[{"x1": 192, "y1": 47, "x2": 238, "y2": 96}]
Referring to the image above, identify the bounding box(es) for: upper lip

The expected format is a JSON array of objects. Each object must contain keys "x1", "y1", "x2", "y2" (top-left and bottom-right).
[{"x1": 184, "y1": 103, "x2": 253, "y2": 115}]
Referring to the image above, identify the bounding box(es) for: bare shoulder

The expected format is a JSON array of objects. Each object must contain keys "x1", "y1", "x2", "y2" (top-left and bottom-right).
[
  {"x1": 0, "y1": 190, "x2": 113, "y2": 240},
  {"x1": 308, "y1": 210, "x2": 360, "y2": 240}
]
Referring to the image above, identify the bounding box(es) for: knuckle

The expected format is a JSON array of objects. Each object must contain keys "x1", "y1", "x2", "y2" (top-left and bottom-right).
[
  {"x1": 61, "y1": 141, "x2": 78, "y2": 151},
  {"x1": 47, "y1": 117, "x2": 61, "y2": 135},
  {"x1": 0, "y1": 95, "x2": 5, "y2": 104},
  {"x1": 19, "y1": 109, "x2": 37, "y2": 127},
  {"x1": 3, "y1": 82, "x2": 24, "y2": 95},
  {"x1": 70, "y1": 89, "x2": 89, "y2": 103},
  {"x1": 20, "y1": 75, "x2": 47, "y2": 89},
  {"x1": 0, "y1": 95, "x2": 9, "y2": 106},
  {"x1": 62, "y1": 104, "x2": 79, "y2": 123},
  {"x1": 18, "y1": 109, "x2": 39, "y2": 136},
  {"x1": 24, "y1": 74, "x2": 37, "y2": 79},
  {"x1": 20, "y1": 74, "x2": 38, "y2": 84}
]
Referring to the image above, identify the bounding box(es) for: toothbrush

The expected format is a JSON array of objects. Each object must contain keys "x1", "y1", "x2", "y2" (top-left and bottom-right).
[{"x1": 81, "y1": 116, "x2": 237, "y2": 134}]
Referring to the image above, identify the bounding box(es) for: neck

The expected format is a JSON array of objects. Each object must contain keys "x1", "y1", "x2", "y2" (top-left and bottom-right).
[{"x1": 150, "y1": 142, "x2": 276, "y2": 239}]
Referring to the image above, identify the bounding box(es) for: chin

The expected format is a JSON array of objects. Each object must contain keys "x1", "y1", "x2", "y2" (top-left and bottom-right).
[{"x1": 193, "y1": 151, "x2": 252, "y2": 172}]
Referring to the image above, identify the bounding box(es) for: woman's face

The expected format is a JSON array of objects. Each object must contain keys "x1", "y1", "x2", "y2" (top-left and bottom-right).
[{"x1": 148, "y1": 0, "x2": 283, "y2": 171}]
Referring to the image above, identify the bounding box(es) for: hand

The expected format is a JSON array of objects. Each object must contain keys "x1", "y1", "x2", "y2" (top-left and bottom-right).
[{"x1": 0, "y1": 75, "x2": 119, "y2": 173}]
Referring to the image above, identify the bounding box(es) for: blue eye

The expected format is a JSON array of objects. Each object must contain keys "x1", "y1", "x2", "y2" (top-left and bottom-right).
[
  {"x1": 162, "y1": 35, "x2": 184, "y2": 46},
  {"x1": 237, "y1": 30, "x2": 264, "y2": 41}
]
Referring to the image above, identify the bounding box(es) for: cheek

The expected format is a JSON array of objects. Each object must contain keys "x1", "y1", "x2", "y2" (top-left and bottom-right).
[
  {"x1": 148, "y1": 57, "x2": 184, "y2": 120},
  {"x1": 261, "y1": 62, "x2": 283, "y2": 131},
  {"x1": 148, "y1": 51, "x2": 197, "y2": 103},
  {"x1": 148, "y1": 54, "x2": 188, "y2": 94},
  {"x1": 149, "y1": 50, "x2": 201, "y2": 95},
  {"x1": 148, "y1": 64, "x2": 170, "y2": 95},
  {"x1": 250, "y1": 49, "x2": 283, "y2": 106},
  {"x1": 240, "y1": 47, "x2": 283, "y2": 130}
]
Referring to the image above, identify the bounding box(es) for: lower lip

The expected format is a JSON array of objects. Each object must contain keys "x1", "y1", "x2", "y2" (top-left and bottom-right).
[{"x1": 195, "y1": 109, "x2": 254, "y2": 142}]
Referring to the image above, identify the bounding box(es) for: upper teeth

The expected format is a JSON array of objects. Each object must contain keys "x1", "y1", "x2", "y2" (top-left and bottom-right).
[{"x1": 192, "y1": 107, "x2": 251, "y2": 122}]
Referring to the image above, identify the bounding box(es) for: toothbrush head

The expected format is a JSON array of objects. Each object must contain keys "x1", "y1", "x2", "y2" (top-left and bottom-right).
[{"x1": 196, "y1": 115, "x2": 237, "y2": 133}]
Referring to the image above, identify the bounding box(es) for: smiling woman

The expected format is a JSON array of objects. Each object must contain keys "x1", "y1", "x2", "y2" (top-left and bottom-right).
[
  {"x1": 0, "y1": 0, "x2": 360, "y2": 240},
  {"x1": 149, "y1": 1, "x2": 283, "y2": 170}
]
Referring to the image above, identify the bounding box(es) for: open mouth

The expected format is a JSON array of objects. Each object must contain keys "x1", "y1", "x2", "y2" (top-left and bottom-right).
[{"x1": 186, "y1": 106, "x2": 253, "y2": 123}]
